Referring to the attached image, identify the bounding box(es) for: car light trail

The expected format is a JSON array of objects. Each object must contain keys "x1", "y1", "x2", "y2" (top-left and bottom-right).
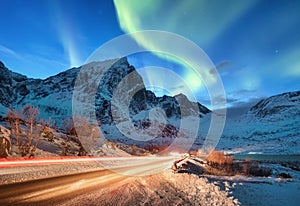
[{"x1": 0, "y1": 156, "x2": 178, "y2": 168}]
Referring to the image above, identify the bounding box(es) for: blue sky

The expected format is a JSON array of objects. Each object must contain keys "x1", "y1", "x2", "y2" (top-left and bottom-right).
[{"x1": 1, "y1": 0, "x2": 300, "y2": 108}]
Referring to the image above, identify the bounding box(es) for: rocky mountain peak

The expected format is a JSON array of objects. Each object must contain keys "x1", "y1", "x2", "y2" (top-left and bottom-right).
[
  {"x1": 249, "y1": 90, "x2": 300, "y2": 119},
  {"x1": 0, "y1": 57, "x2": 211, "y2": 146},
  {"x1": 0, "y1": 61, "x2": 5, "y2": 68}
]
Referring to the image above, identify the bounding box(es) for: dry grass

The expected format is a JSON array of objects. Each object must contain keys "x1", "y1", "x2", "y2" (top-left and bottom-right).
[
  {"x1": 206, "y1": 150, "x2": 233, "y2": 165},
  {"x1": 204, "y1": 150, "x2": 234, "y2": 175},
  {"x1": 202, "y1": 150, "x2": 271, "y2": 177}
]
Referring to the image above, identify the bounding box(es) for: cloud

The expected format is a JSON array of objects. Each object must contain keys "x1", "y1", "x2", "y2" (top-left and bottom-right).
[
  {"x1": 224, "y1": 97, "x2": 264, "y2": 117},
  {"x1": 0, "y1": 44, "x2": 68, "y2": 78},
  {"x1": 216, "y1": 61, "x2": 230, "y2": 70},
  {"x1": 225, "y1": 89, "x2": 265, "y2": 107},
  {"x1": 199, "y1": 89, "x2": 264, "y2": 110},
  {"x1": 0, "y1": 45, "x2": 21, "y2": 59},
  {"x1": 227, "y1": 89, "x2": 257, "y2": 96},
  {"x1": 209, "y1": 60, "x2": 231, "y2": 75},
  {"x1": 0, "y1": 45, "x2": 16, "y2": 55},
  {"x1": 23, "y1": 53, "x2": 68, "y2": 68}
]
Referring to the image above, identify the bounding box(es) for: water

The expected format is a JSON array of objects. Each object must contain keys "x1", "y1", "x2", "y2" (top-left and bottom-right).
[{"x1": 233, "y1": 154, "x2": 300, "y2": 162}]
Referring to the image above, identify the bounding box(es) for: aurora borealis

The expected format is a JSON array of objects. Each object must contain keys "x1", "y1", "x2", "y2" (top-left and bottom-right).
[
  {"x1": 1, "y1": 0, "x2": 300, "y2": 108},
  {"x1": 113, "y1": 0, "x2": 300, "y2": 107}
]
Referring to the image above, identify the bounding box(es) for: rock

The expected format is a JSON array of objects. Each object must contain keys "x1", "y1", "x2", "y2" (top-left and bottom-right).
[
  {"x1": 0, "y1": 125, "x2": 11, "y2": 157},
  {"x1": 278, "y1": 173, "x2": 292, "y2": 179}
]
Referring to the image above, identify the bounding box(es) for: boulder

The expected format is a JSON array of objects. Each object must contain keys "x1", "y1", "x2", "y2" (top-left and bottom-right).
[{"x1": 0, "y1": 125, "x2": 11, "y2": 157}]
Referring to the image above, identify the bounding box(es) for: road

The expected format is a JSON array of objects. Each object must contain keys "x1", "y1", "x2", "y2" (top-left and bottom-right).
[{"x1": 0, "y1": 156, "x2": 178, "y2": 205}]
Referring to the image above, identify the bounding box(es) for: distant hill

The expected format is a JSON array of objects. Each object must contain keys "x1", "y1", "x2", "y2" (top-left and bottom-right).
[{"x1": 216, "y1": 91, "x2": 300, "y2": 154}]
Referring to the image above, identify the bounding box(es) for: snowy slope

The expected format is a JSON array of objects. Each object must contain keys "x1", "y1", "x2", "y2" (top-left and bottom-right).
[
  {"x1": 1, "y1": 59, "x2": 299, "y2": 154},
  {"x1": 248, "y1": 91, "x2": 300, "y2": 121},
  {"x1": 0, "y1": 59, "x2": 210, "y2": 149},
  {"x1": 0, "y1": 60, "x2": 78, "y2": 122},
  {"x1": 214, "y1": 91, "x2": 300, "y2": 154}
]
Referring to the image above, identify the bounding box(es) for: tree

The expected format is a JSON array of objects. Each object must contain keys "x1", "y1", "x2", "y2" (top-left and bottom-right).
[
  {"x1": 6, "y1": 108, "x2": 21, "y2": 147},
  {"x1": 5, "y1": 105, "x2": 41, "y2": 157},
  {"x1": 64, "y1": 117, "x2": 76, "y2": 137},
  {"x1": 63, "y1": 116, "x2": 103, "y2": 155},
  {"x1": 22, "y1": 104, "x2": 40, "y2": 147}
]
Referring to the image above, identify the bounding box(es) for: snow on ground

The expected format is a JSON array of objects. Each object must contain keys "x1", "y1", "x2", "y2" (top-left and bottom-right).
[
  {"x1": 61, "y1": 169, "x2": 239, "y2": 206},
  {"x1": 232, "y1": 178, "x2": 300, "y2": 206},
  {"x1": 236, "y1": 163, "x2": 300, "y2": 206},
  {"x1": 191, "y1": 107, "x2": 300, "y2": 155},
  {"x1": 201, "y1": 163, "x2": 300, "y2": 206},
  {"x1": 216, "y1": 115, "x2": 300, "y2": 154}
]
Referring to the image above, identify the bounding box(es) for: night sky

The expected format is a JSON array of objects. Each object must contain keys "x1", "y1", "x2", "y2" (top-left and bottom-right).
[{"x1": 1, "y1": 0, "x2": 300, "y2": 108}]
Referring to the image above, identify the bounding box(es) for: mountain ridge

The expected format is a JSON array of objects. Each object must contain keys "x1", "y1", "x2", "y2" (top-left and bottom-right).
[
  {"x1": 0, "y1": 58, "x2": 210, "y2": 128},
  {"x1": 1, "y1": 59, "x2": 300, "y2": 153},
  {"x1": 248, "y1": 90, "x2": 300, "y2": 121}
]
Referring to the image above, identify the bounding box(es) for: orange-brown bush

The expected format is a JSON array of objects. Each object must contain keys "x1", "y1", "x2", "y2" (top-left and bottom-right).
[
  {"x1": 202, "y1": 150, "x2": 272, "y2": 177},
  {"x1": 206, "y1": 150, "x2": 233, "y2": 165},
  {"x1": 204, "y1": 150, "x2": 234, "y2": 175}
]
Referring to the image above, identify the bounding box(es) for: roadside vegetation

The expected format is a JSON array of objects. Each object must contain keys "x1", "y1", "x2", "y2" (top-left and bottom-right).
[
  {"x1": 198, "y1": 149, "x2": 272, "y2": 177},
  {"x1": 2, "y1": 105, "x2": 100, "y2": 157},
  {"x1": 6, "y1": 105, "x2": 42, "y2": 157}
]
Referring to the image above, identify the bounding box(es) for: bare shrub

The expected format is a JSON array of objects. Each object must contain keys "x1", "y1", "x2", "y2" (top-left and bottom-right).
[
  {"x1": 78, "y1": 144, "x2": 87, "y2": 156},
  {"x1": 233, "y1": 158, "x2": 271, "y2": 177},
  {"x1": 6, "y1": 105, "x2": 41, "y2": 157},
  {"x1": 6, "y1": 108, "x2": 21, "y2": 147},
  {"x1": 41, "y1": 125, "x2": 55, "y2": 142},
  {"x1": 61, "y1": 143, "x2": 71, "y2": 156},
  {"x1": 205, "y1": 150, "x2": 234, "y2": 175},
  {"x1": 250, "y1": 166, "x2": 272, "y2": 177},
  {"x1": 206, "y1": 150, "x2": 233, "y2": 165},
  {"x1": 40, "y1": 118, "x2": 56, "y2": 142},
  {"x1": 63, "y1": 116, "x2": 103, "y2": 156},
  {"x1": 40, "y1": 117, "x2": 56, "y2": 131},
  {"x1": 22, "y1": 104, "x2": 40, "y2": 147},
  {"x1": 64, "y1": 117, "x2": 76, "y2": 136}
]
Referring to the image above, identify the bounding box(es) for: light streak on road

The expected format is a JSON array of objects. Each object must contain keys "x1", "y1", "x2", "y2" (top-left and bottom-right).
[
  {"x1": 0, "y1": 155, "x2": 180, "y2": 205},
  {"x1": 0, "y1": 156, "x2": 177, "y2": 168}
]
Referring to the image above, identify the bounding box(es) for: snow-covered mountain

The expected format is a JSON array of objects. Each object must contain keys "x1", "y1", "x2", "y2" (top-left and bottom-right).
[
  {"x1": 1, "y1": 59, "x2": 299, "y2": 154},
  {"x1": 0, "y1": 60, "x2": 79, "y2": 119},
  {"x1": 0, "y1": 58, "x2": 210, "y2": 147},
  {"x1": 248, "y1": 91, "x2": 300, "y2": 121},
  {"x1": 215, "y1": 91, "x2": 300, "y2": 154}
]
